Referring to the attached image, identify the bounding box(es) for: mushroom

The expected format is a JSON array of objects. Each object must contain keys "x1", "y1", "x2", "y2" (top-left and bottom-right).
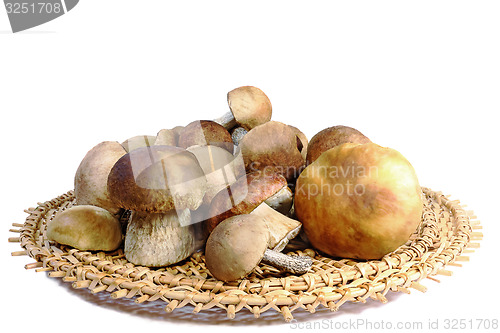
[
  {"x1": 205, "y1": 170, "x2": 301, "y2": 251},
  {"x1": 47, "y1": 205, "x2": 122, "y2": 251},
  {"x1": 154, "y1": 128, "x2": 177, "y2": 146},
  {"x1": 239, "y1": 121, "x2": 306, "y2": 182},
  {"x1": 262, "y1": 185, "x2": 293, "y2": 215},
  {"x1": 107, "y1": 145, "x2": 206, "y2": 212},
  {"x1": 107, "y1": 145, "x2": 207, "y2": 266},
  {"x1": 213, "y1": 86, "x2": 272, "y2": 131},
  {"x1": 186, "y1": 145, "x2": 244, "y2": 206},
  {"x1": 74, "y1": 141, "x2": 127, "y2": 215},
  {"x1": 306, "y1": 125, "x2": 371, "y2": 165},
  {"x1": 205, "y1": 214, "x2": 312, "y2": 282},
  {"x1": 121, "y1": 135, "x2": 157, "y2": 153},
  {"x1": 125, "y1": 209, "x2": 195, "y2": 267},
  {"x1": 177, "y1": 120, "x2": 233, "y2": 153},
  {"x1": 230, "y1": 127, "x2": 248, "y2": 146}
]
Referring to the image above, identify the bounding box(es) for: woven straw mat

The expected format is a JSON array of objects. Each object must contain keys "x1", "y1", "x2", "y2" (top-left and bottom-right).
[{"x1": 9, "y1": 187, "x2": 481, "y2": 322}]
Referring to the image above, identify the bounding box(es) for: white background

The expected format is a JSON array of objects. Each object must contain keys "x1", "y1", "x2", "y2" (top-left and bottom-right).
[{"x1": 1, "y1": 1, "x2": 499, "y2": 332}]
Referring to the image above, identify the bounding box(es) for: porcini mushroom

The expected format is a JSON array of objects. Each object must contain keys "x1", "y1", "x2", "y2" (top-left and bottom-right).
[
  {"x1": 177, "y1": 120, "x2": 233, "y2": 153},
  {"x1": 125, "y1": 209, "x2": 195, "y2": 267},
  {"x1": 74, "y1": 141, "x2": 127, "y2": 215},
  {"x1": 239, "y1": 121, "x2": 305, "y2": 182},
  {"x1": 121, "y1": 135, "x2": 157, "y2": 153},
  {"x1": 205, "y1": 214, "x2": 312, "y2": 282},
  {"x1": 306, "y1": 125, "x2": 371, "y2": 165},
  {"x1": 205, "y1": 170, "x2": 301, "y2": 251},
  {"x1": 107, "y1": 145, "x2": 206, "y2": 212},
  {"x1": 213, "y1": 86, "x2": 272, "y2": 131},
  {"x1": 107, "y1": 145, "x2": 207, "y2": 266},
  {"x1": 47, "y1": 205, "x2": 122, "y2": 251},
  {"x1": 295, "y1": 142, "x2": 423, "y2": 260}
]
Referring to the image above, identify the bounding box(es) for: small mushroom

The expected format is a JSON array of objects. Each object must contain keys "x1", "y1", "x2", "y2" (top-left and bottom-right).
[
  {"x1": 213, "y1": 86, "x2": 272, "y2": 131},
  {"x1": 177, "y1": 120, "x2": 233, "y2": 153},
  {"x1": 230, "y1": 127, "x2": 248, "y2": 146},
  {"x1": 205, "y1": 214, "x2": 312, "y2": 282},
  {"x1": 154, "y1": 128, "x2": 177, "y2": 146},
  {"x1": 121, "y1": 135, "x2": 157, "y2": 153},
  {"x1": 239, "y1": 121, "x2": 305, "y2": 182},
  {"x1": 74, "y1": 141, "x2": 127, "y2": 215},
  {"x1": 306, "y1": 125, "x2": 371, "y2": 165},
  {"x1": 107, "y1": 145, "x2": 207, "y2": 266},
  {"x1": 47, "y1": 205, "x2": 122, "y2": 251},
  {"x1": 205, "y1": 170, "x2": 302, "y2": 251}
]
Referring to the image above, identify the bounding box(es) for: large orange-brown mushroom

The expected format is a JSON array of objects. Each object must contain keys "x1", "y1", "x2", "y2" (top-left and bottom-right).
[{"x1": 295, "y1": 142, "x2": 423, "y2": 260}]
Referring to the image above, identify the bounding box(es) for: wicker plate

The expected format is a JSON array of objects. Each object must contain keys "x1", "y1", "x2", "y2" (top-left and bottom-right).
[{"x1": 9, "y1": 187, "x2": 481, "y2": 321}]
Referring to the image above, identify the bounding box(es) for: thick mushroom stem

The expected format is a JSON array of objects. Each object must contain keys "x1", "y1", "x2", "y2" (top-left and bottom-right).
[
  {"x1": 213, "y1": 111, "x2": 237, "y2": 130},
  {"x1": 262, "y1": 250, "x2": 312, "y2": 275}
]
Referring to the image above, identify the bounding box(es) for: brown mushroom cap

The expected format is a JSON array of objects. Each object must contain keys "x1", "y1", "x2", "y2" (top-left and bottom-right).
[
  {"x1": 306, "y1": 125, "x2": 371, "y2": 165},
  {"x1": 239, "y1": 121, "x2": 305, "y2": 182},
  {"x1": 47, "y1": 205, "x2": 122, "y2": 251},
  {"x1": 107, "y1": 145, "x2": 206, "y2": 213},
  {"x1": 178, "y1": 120, "x2": 233, "y2": 153},
  {"x1": 227, "y1": 86, "x2": 272, "y2": 131},
  {"x1": 204, "y1": 170, "x2": 288, "y2": 234},
  {"x1": 205, "y1": 214, "x2": 270, "y2": 282},
  {"x1": 74, "y1": 141, "x2": 127, "y2": 215}
]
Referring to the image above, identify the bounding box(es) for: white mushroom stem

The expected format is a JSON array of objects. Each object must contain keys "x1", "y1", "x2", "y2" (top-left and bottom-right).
[
  {"x1": 251, "y1": 202, "x2": 302, "y2": 252},
  {"x1": 213, "y1": 111, "x2": 237, "y2": 130},
  {"x1": 262, "y1": 250, "x2": 312, "y2": 275},
  {"x1": 231, "y1": 127, "x2": 248, "y2": 146},
  {"x1": 124, "y1": 209, "x2": 196, "y2": 267}
]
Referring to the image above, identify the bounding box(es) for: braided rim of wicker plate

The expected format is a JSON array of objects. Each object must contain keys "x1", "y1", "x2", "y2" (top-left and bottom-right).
[{"x1": 9, "y1": 187, "x2": 481, "y2": 322}]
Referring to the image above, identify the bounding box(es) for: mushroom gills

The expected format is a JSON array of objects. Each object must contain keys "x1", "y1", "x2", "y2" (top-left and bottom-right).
[
  {"x1": 251, "y1": 202, "x2": 302, "y2": 251},
  {"x1": 263, "y1": 185, "x2": 293, "y2": 215}
]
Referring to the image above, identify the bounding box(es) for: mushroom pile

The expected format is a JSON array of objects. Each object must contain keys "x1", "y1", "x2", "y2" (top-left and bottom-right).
[{"x1": 48, "y1": 85, "x2": 424, "y2": 282}]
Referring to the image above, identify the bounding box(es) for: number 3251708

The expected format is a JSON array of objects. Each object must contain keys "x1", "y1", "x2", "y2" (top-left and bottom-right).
[
  {"x1": 444, "y1": 319, "x2": 498, "y2": 330},
  {"x1": 5, "y1": 2, "x2": 62, "y2": 14}
]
